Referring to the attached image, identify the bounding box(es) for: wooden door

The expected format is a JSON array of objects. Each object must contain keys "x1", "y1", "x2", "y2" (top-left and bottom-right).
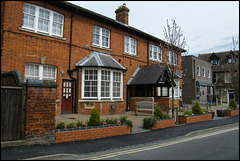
[
  {"x1": 61, "y1": 80, "x2": 73, "y2": 113},
  {"x1": 1, "y1": 87, "x2": 25, "y2": 141}
]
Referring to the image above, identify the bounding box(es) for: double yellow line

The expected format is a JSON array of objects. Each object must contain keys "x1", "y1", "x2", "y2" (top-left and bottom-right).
[{"x1": 79, "y1": 126, "x2": 238, "y2": 160}]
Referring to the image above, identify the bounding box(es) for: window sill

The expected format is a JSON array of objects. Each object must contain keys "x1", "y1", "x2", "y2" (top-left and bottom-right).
[
  {"x1": 149, "y1": 59, "x2": 162, "y2": 63},
  {"x1": 79, "y1": 99, "x2": 124, "y2": 103},
  {"x1": 19, "y1": 27, "x2": 66, "y2": 41},
  {"x1": 91, "y1": 44, "x2": 112, "y2": 52},
  {"x1": 123, "y1": 52, "x2": 138, "y2": 58}
]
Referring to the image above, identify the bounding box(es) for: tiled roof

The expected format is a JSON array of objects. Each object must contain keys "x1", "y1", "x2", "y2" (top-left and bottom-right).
[
  {"x1": 127, "y1": 65, "x2": 170, "y2": 86},
  {"x1": 76, "y1": 51, "x2": 126, "y2": 71},
  {"x1": 198, "y1": 50, "x2": 239, "y2": 72}
]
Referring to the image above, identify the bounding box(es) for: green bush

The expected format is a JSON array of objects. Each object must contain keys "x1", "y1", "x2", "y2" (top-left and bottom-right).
[
  {"x1": 154, "y1": 106, "x2": 164, "y2": 119},
  {"x1": 162, "y1": 113, "x2": 170, "y2": 119},
  {"x1": 119, "y1": 115, "x2": 127, "y2": 123},
  {"x1": 105, "y1": 117, "x2": 118, "y2": 124},
  {"x1": 89, "y1": 107, "x2": 101, "y2": 126},
  {"x1": 192, "y1": 102, "x2": 203, "y2": 115},
  {"x1": 229, "y1": 99, "x2": 237, "y2": 110},
  {"x1": 56, "y1": 122, "x2": 65, "y2": 129},
  {"x1": 143, "y1": 116, "x2": 156, "y2": 129},
  {"x1": 183, "y1": 110, "x2": 193, "y2": 116}
]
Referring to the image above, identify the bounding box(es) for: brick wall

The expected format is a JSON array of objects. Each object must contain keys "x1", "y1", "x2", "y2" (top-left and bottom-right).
[
  {"x1": 150, "y1": 118, "x2": 175, "y2": 130},
  {"x1": 25, "y1": 85, "x2": 57, "y2": 145},
  {"x1": 178, "y1": 113, "x2": 212, "y2": 124},
  {"x1": 226, "y1": 109, "x2": 239, "y2": 117},
  {"x1": 55, "y1": 125, "x2": 131, "y2": 143}
]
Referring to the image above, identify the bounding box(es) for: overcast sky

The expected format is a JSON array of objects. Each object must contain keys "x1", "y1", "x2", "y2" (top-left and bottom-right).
[{"x1": 68, "y1": 1, "x2": 239, "y2": 56}]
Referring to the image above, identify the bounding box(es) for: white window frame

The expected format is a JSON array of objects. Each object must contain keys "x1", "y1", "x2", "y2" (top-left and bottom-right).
[
  {"x1": 207, "y1": 69, "x2": 211, "y2": 78},
  {"x1": 149, "y1": 44, "x2": 162, "y2": 62},
  {"x1": 169, "y1": 79, "x2": 180, "y2": 98},
  {"x1": 197, "y1": 66, "x2": 200, "y2": 76},
  {"x1": 225, "y1": 72, "x2": 232, "y2": 83},
  {"x1": 93, "y1": 25, "x2": 110, "y2": 48},
  {"x1": 167, "y1": 51, "x2": 177, "y2": 65},
  {"x1": 82, "y1": 68, "x2": 123, "y2": 100},
  {"x1": 25, "y1": 63, "x2": 57, "y2": 82},
  {"x1": 124, "y1": 36, "x2": 137, "y2": 56},
  {"x1": 202, "y1": 67, "x2": 205, "y2": 77},
  {"x1": 22, "y1": 3, "x2": 64, "y2": 37}
]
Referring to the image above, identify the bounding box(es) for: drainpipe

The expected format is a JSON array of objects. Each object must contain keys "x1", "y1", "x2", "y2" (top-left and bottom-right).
[
  {"x1": 68, "y1": 9, "x2": 78, "y2": 113},
  {"x1": 147, "y1": 41, "x2": 149, "y2": 65}
]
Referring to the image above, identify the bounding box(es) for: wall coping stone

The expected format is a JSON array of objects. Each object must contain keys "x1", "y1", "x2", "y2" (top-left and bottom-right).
[{"x1": 55, "y1": 123, "x2": 128, "y2": 132}]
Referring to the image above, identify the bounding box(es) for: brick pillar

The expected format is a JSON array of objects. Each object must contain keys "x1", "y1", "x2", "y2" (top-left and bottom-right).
[{"x1": 25, "y1": 81, "x2": 57, "y2": 145}]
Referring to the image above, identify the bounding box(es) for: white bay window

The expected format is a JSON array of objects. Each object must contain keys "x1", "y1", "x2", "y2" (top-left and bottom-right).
[{"x1": 82, "y1": 68, "x2": 123, "y2": 100}]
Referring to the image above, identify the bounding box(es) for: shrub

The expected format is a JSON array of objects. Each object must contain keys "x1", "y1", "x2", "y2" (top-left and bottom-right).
[
  {"x1": 119, "y1": 115, "x2": 127, "y2": 123},
  {"x1": 56, "y1": 122, "x2": 65, "y2": 129},
  {"x1": 183, "y1": 110, "x2": 193, "y2": 116},
  {"x1": 192, "y1": 102, "x2": 203, "y2": 115},
  {"x1": 89, "y1": 107, "x2": 101, "y2": 126},
  {"x1": 143, "y1": 116, "x2": 156, "y2": 129},
  {"x1": 67, "y1": 122, "x2": 76, "y2": 128},
  {"x1": 154, "y1": 106, "x2": 164, "y2": 119},
  {"x1": 229, "y1": 99, "x2": 237, "y2": 110},
  {"x1": 105, "y1": 117, "x2": 118, "y2": 124},
  {"x1": 162, "y1": 113, "x2": 170, "y2": 119}
]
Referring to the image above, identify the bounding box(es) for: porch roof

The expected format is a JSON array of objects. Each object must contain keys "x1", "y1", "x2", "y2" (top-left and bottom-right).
[
  {"x1": 127, "y1": 65, "x2": 170, "y2": 86},
  {"x1": 75, "y1": 51, "x2": 126, "y2": 71}
]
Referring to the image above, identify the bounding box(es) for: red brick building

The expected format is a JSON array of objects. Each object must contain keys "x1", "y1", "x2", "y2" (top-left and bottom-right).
[{"x1": 1, "y1": 1, "x2": 185, "y2": 115}]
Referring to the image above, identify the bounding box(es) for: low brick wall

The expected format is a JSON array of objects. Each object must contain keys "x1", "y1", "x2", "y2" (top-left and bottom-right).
[
  {"x1": 55, "y1": 124, "x2": 131, "y2": 143},
  {"x1": 226, "y1": 109, "x2": 239, "y2": 117},
  {"x1": 178, "y1": 113, "x2": 212, "y2": 124},
  {"x1": 150, "y1": 118, "x2": 175, "y2": 130}
]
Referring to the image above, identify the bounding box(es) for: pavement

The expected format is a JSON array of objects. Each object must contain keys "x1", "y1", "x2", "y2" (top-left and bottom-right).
[
  {"x1": 1, "y1": 104, "x2": 239, "y2": 160},
  {"x1": 55, "y1": 103, "x2": 231, "y2": 133}
]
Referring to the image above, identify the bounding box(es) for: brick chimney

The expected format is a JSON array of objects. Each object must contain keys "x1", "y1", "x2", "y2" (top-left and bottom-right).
[{"x1": 115, "y1": 3, "x2": 130, "y2": 25}]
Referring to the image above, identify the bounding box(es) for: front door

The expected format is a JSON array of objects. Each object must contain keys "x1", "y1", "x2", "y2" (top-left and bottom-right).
[
  {"x1": 62, "y1": 80, "x2": 73, "y2": 113},
  {"x1": 228, "y1": 91, "x2": 235, "y2": 104}
]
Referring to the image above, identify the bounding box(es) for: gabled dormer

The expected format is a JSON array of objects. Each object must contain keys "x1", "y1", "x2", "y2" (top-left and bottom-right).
[
  {"x1": 226, "y1": 50, "x2": 237, "y2": 64},
  {"x1": 209, "y1": 52, "x2": 220, "y2": 65}
]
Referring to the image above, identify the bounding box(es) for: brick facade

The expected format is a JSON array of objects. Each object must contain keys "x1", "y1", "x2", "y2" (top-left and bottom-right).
[{"x1": 1, "y1": 1, "x2": 184, "y2": 116}]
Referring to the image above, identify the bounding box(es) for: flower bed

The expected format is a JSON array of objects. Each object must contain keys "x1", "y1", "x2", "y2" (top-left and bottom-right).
[
  {"x1": 149, "y1": 117, "x2": 175, "y2": 130},
  {"x1": 178, "y1": 113, "x2": 212, "y2": 124},
  {"x1": 55, "y1": 124, "x2": 131, "y2": 143},
  {"x1": 225, "y1": 109, "x2": 239, "y2": 117}
]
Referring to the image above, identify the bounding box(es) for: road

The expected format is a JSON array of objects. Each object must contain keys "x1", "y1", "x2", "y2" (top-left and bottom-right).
[{"x1": 65, "y1": 126, "x2": 239, "y2": 160}]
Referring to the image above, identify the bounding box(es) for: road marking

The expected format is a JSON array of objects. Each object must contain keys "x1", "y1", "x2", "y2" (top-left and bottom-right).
[{"x1": 78, "y1": 126, "x2": 239, "y2": 160}]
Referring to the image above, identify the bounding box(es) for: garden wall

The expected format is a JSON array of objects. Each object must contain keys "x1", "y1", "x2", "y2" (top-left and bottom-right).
[
  {"x1": 150, "y1": 118, "x2": 175, "y2": 130},
  {"x1": 178, "y1": 113, "x2": 212, "y2": 124},
  {"x1": 226, "y1": 109, "x2": 239, "y2": 117},
  {"x1": 55, "y1": 124, "x2": 131, "y2": 143}
]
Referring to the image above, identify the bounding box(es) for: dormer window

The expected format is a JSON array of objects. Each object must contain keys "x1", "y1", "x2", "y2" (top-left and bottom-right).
[
  {"x1": 211, "y1": 59, "x2": 218, "y2": 65},
  {"x1": 228, "y1": 58, "x2": 236, "y2": 64}
]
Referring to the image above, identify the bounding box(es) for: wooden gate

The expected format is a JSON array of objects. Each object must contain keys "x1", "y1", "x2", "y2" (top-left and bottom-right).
[{"x1": 1, "y1": 86, "x2": 25, "y2": 141}]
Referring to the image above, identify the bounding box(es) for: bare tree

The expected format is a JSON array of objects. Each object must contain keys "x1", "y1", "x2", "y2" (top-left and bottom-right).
[
  {"x1": 162, "y1": 19, "x2": 187, "y2": 116},
  {"x1": 231, "y1": 36, "x2": 239, "y2": 51}
]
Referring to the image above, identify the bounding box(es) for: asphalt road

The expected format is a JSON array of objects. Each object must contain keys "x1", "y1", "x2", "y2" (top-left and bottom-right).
[
  {"x1": 1, "y1": 115, "x2": 239, "y2": 160},
  {"x1": 76, "y1": 127, "x2": 238, "y2": 160}
]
